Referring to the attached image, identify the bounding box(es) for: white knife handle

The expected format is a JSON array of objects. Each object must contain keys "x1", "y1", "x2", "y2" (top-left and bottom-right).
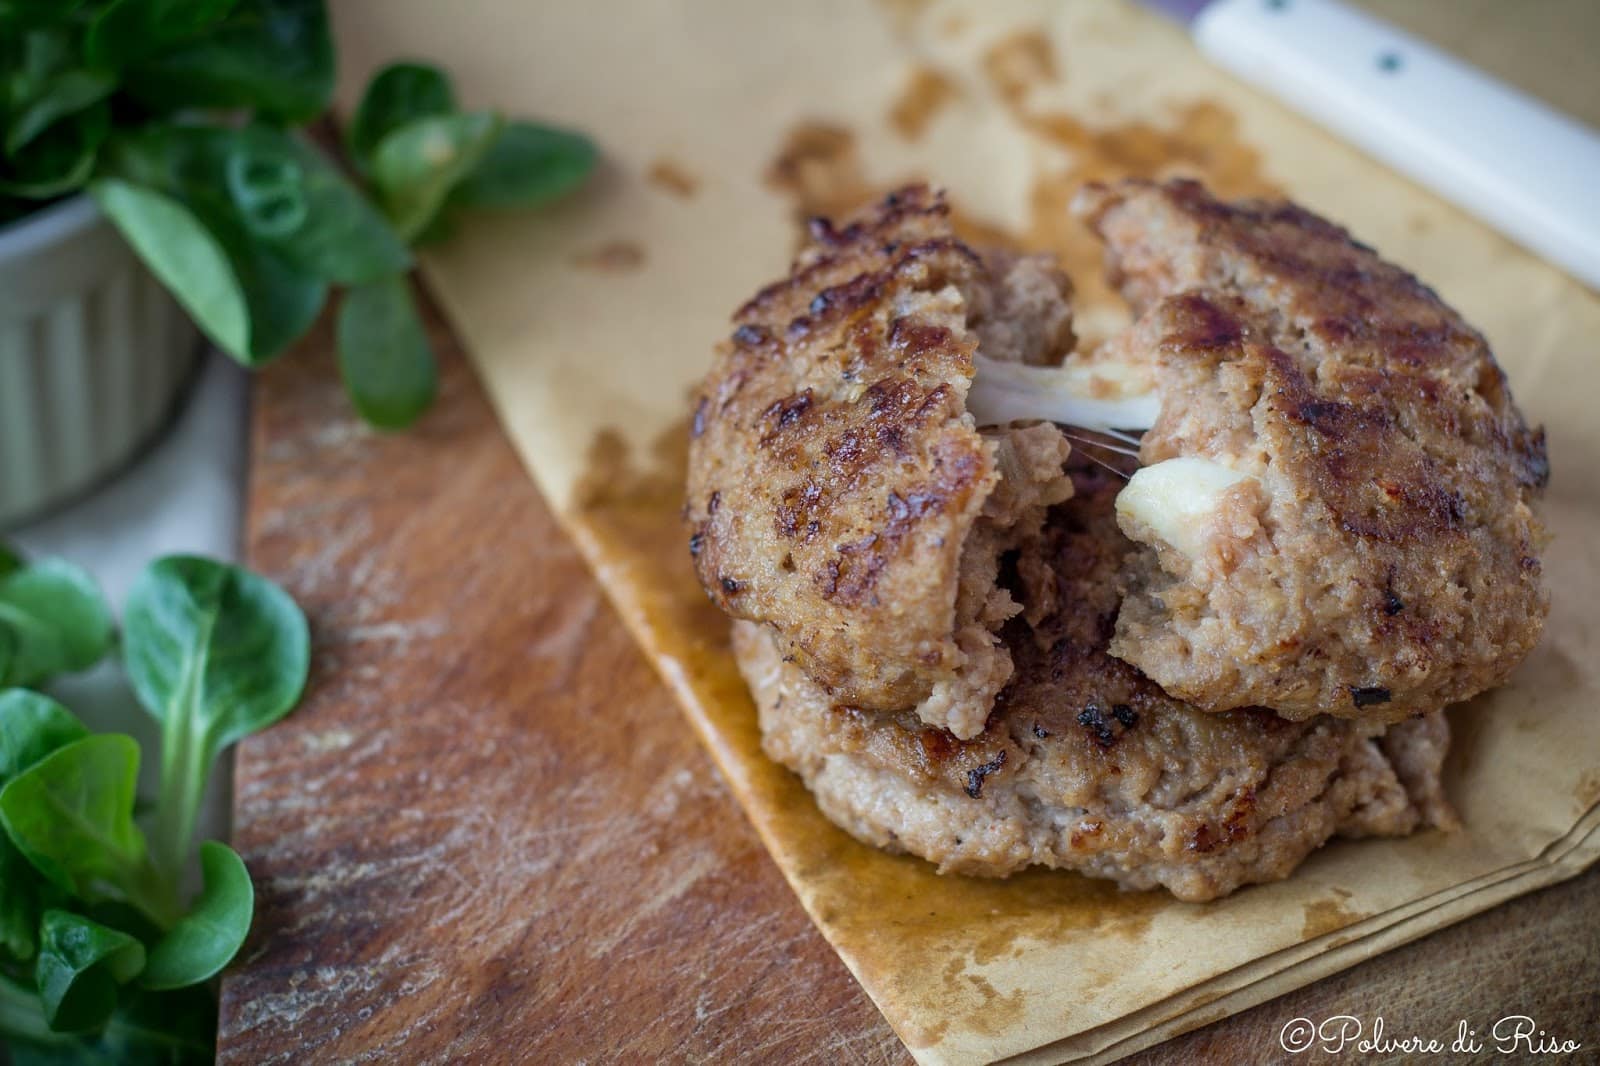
[{"x1": 1194, "y1": 0, "x2": 1600, "y2": 290}]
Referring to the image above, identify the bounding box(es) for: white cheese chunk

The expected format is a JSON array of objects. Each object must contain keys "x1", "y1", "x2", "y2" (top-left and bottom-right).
[
  {"x1": 967, "y1": 353, "x2": 1161, "y2": 432},
  {"x1": 1115, "y1": 456, "x2": 1253, "y2": 558}
]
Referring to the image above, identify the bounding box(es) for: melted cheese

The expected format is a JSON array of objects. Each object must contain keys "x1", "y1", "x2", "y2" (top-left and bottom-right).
[
  {"x1": 967, "y1": 354, "x2": 1160, "y2": 431},
  {"x1": 1115, "y1": 457, "x2": 1253, "y2": 558}
]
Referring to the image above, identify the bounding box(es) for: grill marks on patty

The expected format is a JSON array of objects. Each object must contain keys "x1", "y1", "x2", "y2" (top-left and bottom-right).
[
  {"x1": 1078, "y1": 179, "x2": 1548, "y2": 723},
  {"x1": 686, "y1": 186, "x2": 1075, "y2": 737}
]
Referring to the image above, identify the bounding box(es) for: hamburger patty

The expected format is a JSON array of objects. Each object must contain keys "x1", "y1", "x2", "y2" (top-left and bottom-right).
[
  {"x1": 1077, "y1": 180, "x2": 1549, "y2": 723},
  {"x1": 686, "y1": 187, "x2": 1075, "y2": 738},
  {"x1": 737, "y1": 460, "x2": 1455, "y2": 901}
]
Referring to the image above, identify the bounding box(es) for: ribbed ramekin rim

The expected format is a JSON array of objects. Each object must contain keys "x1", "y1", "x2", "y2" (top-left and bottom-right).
[{"x1": 0, "y1": 194, "x2": 102, "y2": 264}]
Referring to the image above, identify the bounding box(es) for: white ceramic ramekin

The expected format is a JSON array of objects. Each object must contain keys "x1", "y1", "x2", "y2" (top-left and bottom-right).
[{"x1": 0, "y1": 195, "x2": 202, "y2": 529}]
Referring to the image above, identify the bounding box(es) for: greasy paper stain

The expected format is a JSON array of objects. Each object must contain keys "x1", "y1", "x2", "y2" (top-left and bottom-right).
[
  {"x1": 572, "y1": 422, "x2": 722, "y2": 673},
  {"x1": 890, "y1": 67, "x2": 961, "y2": 140},
  {"x1": 779, "y1": 29, "x2": 1272, "y2": 333},
  {"x1": 647, "y1": 158, "x2": 700, "y2": 199},
  {"x1": 1576, "y1": 769, "x2": 1600, "y2": 813},
  {"x1": 765, "y1": 122, "x2": 877, "y2": 227},
  {"x1": 982, "y1": 29, "x2": 1058, "y2": 107},
  {"x1": 979, "y1": 29, "x2": 1276, "y2": 321},
  {"x1": 793, "y1": 831, "x2": 1164, "y2": 1046},
  {"x1": 571, "y1": 241, "x2": 646, "y2": 272},
  {"x1": 1301, "y1": 896, "x2": 1364, "y2": 940},
  {"x1": 571, "y1": 419, "x2": 756, "y2": 751},
  {"x1": 764, "y1": 122, "x2": 1014, "y2": 254},
  {"x1": 1020, "y1": 100, "x2": 1274, "y2": 324}
]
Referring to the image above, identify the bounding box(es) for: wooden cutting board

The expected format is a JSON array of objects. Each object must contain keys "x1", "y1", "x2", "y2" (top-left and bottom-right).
[{"x1": 217, "y1": 292, "x2": 1599, "y2": 1063}]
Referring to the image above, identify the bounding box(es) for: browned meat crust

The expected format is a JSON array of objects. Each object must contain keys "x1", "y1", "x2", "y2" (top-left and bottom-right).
[
  {"x1": 739, "y1": 459, "x2": 1455, "y2": 901},
  {"x1": 686, "y1": 187, "x2": 1074, "y2": 737},
  {"x1": 1076, "y1": 179, "x2": 1549, "y2": 723}
]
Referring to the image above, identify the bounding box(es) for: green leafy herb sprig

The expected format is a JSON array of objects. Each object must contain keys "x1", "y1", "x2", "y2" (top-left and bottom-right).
[
  {"x1": 0, "y1": 549, "x2": 310, "y2": 1064},
  {"x1": 1, "y1": 0, "x2": 597, "y2": 429}
]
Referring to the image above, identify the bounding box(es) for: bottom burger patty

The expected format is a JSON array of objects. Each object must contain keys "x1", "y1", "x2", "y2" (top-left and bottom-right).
[{"x1": 735, "y1": 459, "x2": 1456, "y2": 901}]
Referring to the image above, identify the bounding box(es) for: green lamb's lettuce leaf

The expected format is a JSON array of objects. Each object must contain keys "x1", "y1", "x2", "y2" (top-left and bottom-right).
[
  {"x1": 203, "y1": 208, "x2": 328, "y2": 364},
  {"x1": 90, "y1": 178, "x2": 252, "y2": 358},
  {"x1": 5, "y1": 24, "x2": 74, "y2": 98},
  {"x1": 222, "y1": 137, "x2": 307, "y2": 238},
  {"x1": 370, "y1": 110, "x2": 501, "y2": 241},
  {"x1": 121, "y1": 0, "x2": 334, "y2": 122},
  {"x1": 0, "y1": 735, "x2": 177, "y2": 928},
  {"x1": 223, "y1": 126, "x2": 413, "y2": 283},
  {"x1": 3, "y1": 977, "x2": 215, "y2": 1065},
  {"x1": 0, "y1": 1, "x2": 85, "y2": 27},
  {"x1": 5, "y1": 71, "x2": 116, "y2": 157},
  {"x1": 0, "y1": 691, "x2": 88, "y2": 961},
  {"x1": 35, "y1": 910, "x2": 147, "y2": 1033},
  {"x1": 97, "y1": 131, "x2": 330, "y2": 364},
  {"x1": 346, "y1": 62, "x2": 456, "y2": 174},
  {"x1": 85, "y1": 0, "x2": 239, "y2": 71},
  {"x1": 450, "y1": 122, "x2": 597, "y2": 210},
  {"x1": 0, "y1": 104, "x2": 108, "y2": 199},
  {"x1": 140, "y1": 842, "x2": 253, "y2": 989},
  {"x1": 122, "y1": 556, "x2": 308, "y2": 880},
  {"x1": 0, "y1": 560, "x2": 115, "y2": 689},
  {"x1": 2, "y1": 27, "x2": 108, "y2": 195},
  {"x1": 106, "y1": 125, "x2": 411, "y2": 286},
  {"x1": 336, "y1": 274, "x2": 437, "y2": 431},
  {"x1": 0, "y1": 690, "x2": 90, "y2": 786},
  {"x1": 0, "y1": 972, "x2": 56, "y2": 1048},
  {"x1": 0, "y1": 840, "x2": 45, "y2": 958}
]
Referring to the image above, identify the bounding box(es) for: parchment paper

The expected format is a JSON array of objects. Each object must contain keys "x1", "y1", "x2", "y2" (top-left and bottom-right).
[{"x1": 330, "y1": 2, "x2": 1600, "y2": 1062}]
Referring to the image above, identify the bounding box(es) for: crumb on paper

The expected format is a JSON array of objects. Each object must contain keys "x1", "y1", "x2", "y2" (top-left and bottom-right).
[
  {"x1": 572, "y1": 241, "x2": 646, "y2": 272},
  {"x1": 648, "y1": 158, "x2": 700, "y2": 199}
]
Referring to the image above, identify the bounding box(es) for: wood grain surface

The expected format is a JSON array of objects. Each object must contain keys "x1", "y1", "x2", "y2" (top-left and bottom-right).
[{"x1": 219, "y1": 293, "x2": 1599, "y2": 1064}]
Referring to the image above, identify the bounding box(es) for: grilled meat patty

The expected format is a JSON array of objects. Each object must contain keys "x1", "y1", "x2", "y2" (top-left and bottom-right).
[
  {"x1": 737, "y1": 459, "x2": 1455, "y2": 901},
  {"x1": 1079, "y1": 180, "x2": 1549, "y2": 724},
  {"x1": 686, "y1": 187, "x2": 1075, "y2": 738}
]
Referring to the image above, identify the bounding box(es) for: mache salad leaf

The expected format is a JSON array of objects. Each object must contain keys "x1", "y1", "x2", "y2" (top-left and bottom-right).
[
  {"x1": 1, "y1": 5, "x2": 596, "y2": 430},
  {"x1": 0, "y1": 557, "x2": 114, "y2": 690},
  {"x1": 121, "y1": 556, "x2": 308, "y2": 881},
  {"x1": 0, "y1": 556, "x2": 309, "y2": 1062}
]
